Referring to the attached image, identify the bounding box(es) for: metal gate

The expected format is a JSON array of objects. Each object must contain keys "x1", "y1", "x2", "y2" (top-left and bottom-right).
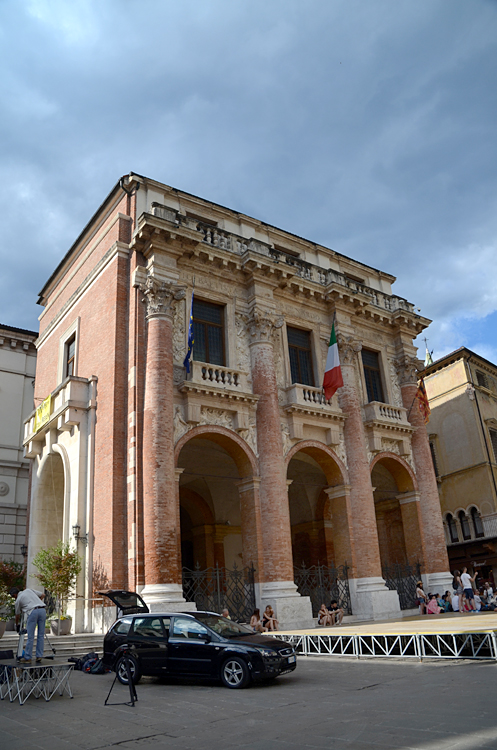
[
  {"x1": 382, "y1": 562, "x2": 421, "y2": 610},
  {"x1": 294, "y1": 562, "x2": 352, "y2": 616},
  {"x1": 182, "y1": 563, "x2": 256, "y2": 623}
]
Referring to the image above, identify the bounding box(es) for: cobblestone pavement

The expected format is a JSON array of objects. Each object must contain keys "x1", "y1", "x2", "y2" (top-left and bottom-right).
[{"x1": 1, "y1": 657, "x2": 497, "y2": 749}]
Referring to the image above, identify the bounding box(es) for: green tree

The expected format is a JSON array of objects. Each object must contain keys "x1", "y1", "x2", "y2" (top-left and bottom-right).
[{"x1": 32, "y1": 541, "x2": 82, "y2": 631}]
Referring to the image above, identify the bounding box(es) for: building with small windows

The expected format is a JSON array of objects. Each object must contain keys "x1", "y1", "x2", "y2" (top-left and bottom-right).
[
  {"x1": 22, "y1": 173, "x2": 451, "y2": 631},
  {"x1": 0, "y1": 323, "x2": 37, "y2": 562},
  {"x1": 423, "y1": 348, "x2": 497, "y2": 583}
]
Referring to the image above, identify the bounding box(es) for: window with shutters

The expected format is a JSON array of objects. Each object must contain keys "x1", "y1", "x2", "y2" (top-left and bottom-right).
[
  {"x1": 361, "y1": 350, "x2": 385, "y2": 403},
  {"x1": 192, "y1": 299, "x2": 225, "y2": 366},
  {"x1": 287, "y1": 327, "x2": 314, "y2": 386}
]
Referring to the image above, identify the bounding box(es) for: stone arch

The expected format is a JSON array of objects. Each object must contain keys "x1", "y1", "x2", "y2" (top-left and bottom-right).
[
  {"x1": 175, "y1": 426, "x2": 261, "y2": 573},
  {"x1": 175, "y1": 425, "x2": 258, "y2": 479},
  {"x1": 371, "y1": 452, "x2": 420, "y2": 569},
  {"x1": 286, "y1": 441, "x2": 348, "y2": 568},
  {"x1": 285, "y1": 441, "x2": 349, "y2": 487},
  {"x1": 370, "y1": 452, "x2": 418, "y2": 493},
  {"x1": 28, "y1": 447, "x2": 68, "y2": 585}
]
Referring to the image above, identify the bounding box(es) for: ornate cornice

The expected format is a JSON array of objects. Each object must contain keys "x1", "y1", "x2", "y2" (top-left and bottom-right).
[{"x1": 140, "y1": 273, "x2": 186, "y2": 319}]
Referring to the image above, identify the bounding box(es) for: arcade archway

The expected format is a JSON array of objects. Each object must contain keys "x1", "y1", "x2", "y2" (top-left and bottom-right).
[
  {"x1": 371, "y1": 453, "x2": 421, "y2": 569},
  {"x1": 29, "y1": 452, "x2": 65, "y2": 573}
]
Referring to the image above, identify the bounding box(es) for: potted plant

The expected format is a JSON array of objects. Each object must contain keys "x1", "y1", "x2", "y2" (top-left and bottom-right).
[
  {"x1": 0, "y1": 583, "x2": 16, "y2": 638},
  {"x1": 32, "y1": 541, "x2": 82, "y2": 636}
]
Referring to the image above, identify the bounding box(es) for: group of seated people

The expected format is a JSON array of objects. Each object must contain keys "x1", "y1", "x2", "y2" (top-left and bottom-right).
[
  {"x1": 317, "y1": 600, "x2": 344, "y2": 627},
  {"x1": 250, "y1": 605, "x2": 279, "y2": 632},
  {"x1": 416, "y1": 578, "x2": 496, "y2": 615}
]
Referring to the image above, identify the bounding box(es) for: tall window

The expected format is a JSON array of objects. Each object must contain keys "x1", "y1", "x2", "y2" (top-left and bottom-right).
[
  {"x1": 429, "y1": 442, "x2": 440, "y2": 477},
  {"x1": 476, "y1": 370, "x2": 488, "y2": 389},
  {"x1": 458, "y1": 511, "x2": 472, "y2": 541},
  {"x1": 446, "y1": 514, "x2": 459, "y2": 544},
  {"x1": 361, "y1": 350, "x2": 384, "y2": 403},
  {"x1": 65, "y1": 334, "x2": 76, "y2": 377},
  {"x1": 287, "y1": 327, "x2": 314, "y2": 386},
  {"x1": 470, "y1": 507, "x2": 484, "y2": 539},
  {"x1": 489, "y1": 429, "x2": 497, "y2": 463},
  {"x1": 192, "y1": 299, "x2": 225, "y2": 365}
]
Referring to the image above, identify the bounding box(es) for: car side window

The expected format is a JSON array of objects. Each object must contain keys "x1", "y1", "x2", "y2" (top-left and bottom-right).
[
  {"x1": 114, "y1": 617, "x2": 132, "y2": 635},
  {"x1": 132, "y1": 617, "x2": 165, "y2": 638},
  {"x1": 160, "y1": 617, "x2": 171, "y2": 635},
  {"x1": 171, "y1": 617, "x2": 210, "y2": 640}
]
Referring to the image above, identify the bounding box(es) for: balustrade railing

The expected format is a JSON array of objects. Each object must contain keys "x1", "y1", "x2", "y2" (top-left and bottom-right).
[
  {"x1": 150, "y1": 202, "x2": 415, "y2": 315},
  {"x1": 363, "y1": 401, "x2": 408, "y2": 424},
  {"x1": 284, "y1": 384, "x2": 339, "y2": 409},
  {"x1": 189, "y1": 360, "x2": 248, "y2": 391}
]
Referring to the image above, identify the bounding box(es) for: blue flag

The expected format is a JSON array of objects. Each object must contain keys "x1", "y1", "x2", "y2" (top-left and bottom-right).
[{"x1": 183, "y1": 291, "x2": 194, "y2": 373}]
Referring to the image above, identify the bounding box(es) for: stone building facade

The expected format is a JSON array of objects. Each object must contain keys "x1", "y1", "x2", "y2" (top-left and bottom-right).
[
  {"x1": 424, "y1": 348, "x2": 497, "y2": 582},
  {"x1": 0, "y1": 323, "x2": 37, "y2": 563},
  {"x1": 23, "y1": 173, "x2": 450, "y2": 630}
]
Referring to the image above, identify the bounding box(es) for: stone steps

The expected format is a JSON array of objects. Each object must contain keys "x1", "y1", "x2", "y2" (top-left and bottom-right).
[{"x1": 0, "y1": 631, "x2": 104, "y2": 657}]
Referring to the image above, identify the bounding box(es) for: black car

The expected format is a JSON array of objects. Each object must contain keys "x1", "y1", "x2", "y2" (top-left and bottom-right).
[{"x1": 100, "y1": 592, "x2": 296, "y2": 689}]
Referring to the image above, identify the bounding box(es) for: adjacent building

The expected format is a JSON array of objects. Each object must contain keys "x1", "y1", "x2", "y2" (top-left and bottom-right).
[
  {"x1": 424, "y1": 348, "x2": 497, "y2": 582},
  {"x1": 23, "y1": 173, "x2": 451, "y2": 631},
  {"x1": 0, "y1": 323, "x2": 37, "y2": 562}
]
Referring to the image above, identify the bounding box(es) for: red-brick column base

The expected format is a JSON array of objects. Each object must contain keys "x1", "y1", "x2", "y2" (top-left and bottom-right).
[{"x1": 141, "y1": 305, "x2": 194, "y2": 611}]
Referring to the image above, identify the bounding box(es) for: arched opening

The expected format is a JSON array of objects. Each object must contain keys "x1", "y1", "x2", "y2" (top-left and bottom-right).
[
  {"x1": 445, "y1": 513, "x2": 460, "y2": 544},
  {"x1": 458, "y1": 510, "x2": 472, "y2": 541},
  {"x1": 176, "y1": 429, "x2": 260, "y2": 620},
  {"x1": 371, "y1": 454, "x2": 418, "y2": 569},
  {"x1": 470, "y1": 507, "x2": 484, "y2": 539},
  {"x1": 176, "y1": 429, "x2": 258, "y2": 571},
  {"x1": 29, "y1": 452, "x2": 65, "y2": 567},
  {"x1": 286, "y1": 443, "x2": 346, "y2": 568}
]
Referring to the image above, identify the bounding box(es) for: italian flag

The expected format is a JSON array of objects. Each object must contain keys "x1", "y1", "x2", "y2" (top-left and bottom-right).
[{"x1": 322, "y1": 321, "x2": 343, "y2": 400}]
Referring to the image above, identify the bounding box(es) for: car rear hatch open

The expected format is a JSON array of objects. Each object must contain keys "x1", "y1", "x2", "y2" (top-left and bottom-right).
[{"x1": 98, "y1": 589, "x2": 150, "y2": 616}]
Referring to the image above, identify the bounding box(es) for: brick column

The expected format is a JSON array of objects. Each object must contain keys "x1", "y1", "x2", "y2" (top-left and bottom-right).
[
  {"x1": 397, "y1": 356, "x2": 451, "y2": 592},
  {"x1": 247, "y1": 311, "x2": 313, "y2": 629},
  {"x1": 337, "y1": 338, "x2": 401, "y2": 619},
  {"x1": 140, "y1": 275, "x2": 194, "y2": 612},
  {"x1": 235, "y1": 477, "x2": 264, "y2": 579}
]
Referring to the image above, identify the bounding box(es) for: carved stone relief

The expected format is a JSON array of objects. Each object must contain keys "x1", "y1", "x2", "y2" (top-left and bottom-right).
[
  {"x1": 234, "y1": 313, "x2": 252, "y2": 380},
  {"x1": 335, "y1": 435, "x2": 348, "y2": 470},
  {"x1": 200, "y1": 407, "x2": 234, "y2": 430},
  {"x1": 173, "y1": 405, "x2": 190, "y2": 444},
  {"x1": 395, "y1": 355, "x2": 421, "y2": 386},
  {"x1": 388, "y1": 361, "x2": 403, "y2": 408},
  {"x1": 246, "y1": 310, "x2": 284, "y2": 344},
  {"x1": 238, "y1": 415, "x2": 258, "y2": 455},
  {"x1": 272, "y1": 331, "x2": 286, "y2": 404},
  {"x1": 173, "y1": 365, "x2": 185, "y2": 386},
  {"x1": 281, "y1": 422, "x2": 293, "y2": 456},
  {"x1": 172, "y1": 302, "x2": 185, "y2": 364}
]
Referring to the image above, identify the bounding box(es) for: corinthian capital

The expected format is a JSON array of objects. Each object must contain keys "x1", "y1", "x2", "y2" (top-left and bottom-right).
[
  {"x1": 395, "y1": 354, "x2": 422, "y2": 385},
  {"x1": 246, "y1": 310, "x2": 284, "y2": 343},
  {"x1": 140, "y1": 273, "x2": 186, "y2": 319},
  {"x1": 337, "y1": 334, "x2": 362, "y2": 365}
]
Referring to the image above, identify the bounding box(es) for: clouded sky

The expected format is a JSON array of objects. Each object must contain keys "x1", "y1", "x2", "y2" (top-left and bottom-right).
[{"x1": 1, "y1": 0, "x2": 496, "y2": 364}]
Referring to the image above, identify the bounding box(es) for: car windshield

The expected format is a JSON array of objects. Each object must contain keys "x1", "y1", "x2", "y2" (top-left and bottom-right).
[{"x1": 194, "y1": 614, "x2": 254, "y2": 637}]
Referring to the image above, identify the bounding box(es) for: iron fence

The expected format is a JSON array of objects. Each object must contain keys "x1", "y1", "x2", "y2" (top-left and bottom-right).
[
  {"x1": 382, "y1": 562, "x2": 421, "y2": 610},
  {"x1": 182, "y1": 563, "x2": 256, "y2": 623},
  {"x1": 294, "y1": 562, "x2": 352, "y2": 616}
]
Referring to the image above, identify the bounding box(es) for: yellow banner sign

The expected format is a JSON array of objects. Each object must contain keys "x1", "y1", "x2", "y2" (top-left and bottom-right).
[{"x1": 34, "y1": 395, "x2": 52, "y2": 432}]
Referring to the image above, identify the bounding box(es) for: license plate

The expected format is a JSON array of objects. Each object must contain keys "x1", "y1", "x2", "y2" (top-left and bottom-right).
[{"x1": 287, "y1": 655, "x2": 296, "y2": 664}]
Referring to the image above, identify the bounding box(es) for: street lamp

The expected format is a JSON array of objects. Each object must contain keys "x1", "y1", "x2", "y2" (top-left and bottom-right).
[
  {"x1": 72, "y1": 523, "x2": 88, "y2": 546},
  {"x1": 20, "y1": 544, "x2": 27, "y2": 557}
]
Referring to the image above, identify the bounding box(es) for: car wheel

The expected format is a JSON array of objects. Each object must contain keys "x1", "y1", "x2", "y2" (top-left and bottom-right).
[
  {"x1": 116, "y1": 654, "x2": 141, "y2": 685},
  {"x1": 221, "y1": 657, "x2": 250, "y2": 689}
]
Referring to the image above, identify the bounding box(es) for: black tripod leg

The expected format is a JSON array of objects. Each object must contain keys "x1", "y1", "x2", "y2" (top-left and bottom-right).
[
  {"x1": 104, "y1": 672, "x2": 120, "y2": 705},
  {"x1": 124, "y1": 653, "x2": 137, "y2": 705}
]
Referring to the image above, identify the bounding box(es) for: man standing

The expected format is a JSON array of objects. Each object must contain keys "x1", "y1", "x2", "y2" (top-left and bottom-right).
[
  {"x1": 460, "y1": 567, "x2": 478, "y2": 613},
  {"x1": 10, "y1": 587, "x2": 47, "y2": 663}
]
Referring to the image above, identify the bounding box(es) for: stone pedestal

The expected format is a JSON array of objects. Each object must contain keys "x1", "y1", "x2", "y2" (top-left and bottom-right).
[
  {"x1": 349, "y1": 577, "x2": 402, "y2": 621},
  {"x1": 141, "y1": 583, "x2": 196, "y2": 613},
  {"x1": 260, "y1": 580, "x2": 314, "y2": 630}
]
